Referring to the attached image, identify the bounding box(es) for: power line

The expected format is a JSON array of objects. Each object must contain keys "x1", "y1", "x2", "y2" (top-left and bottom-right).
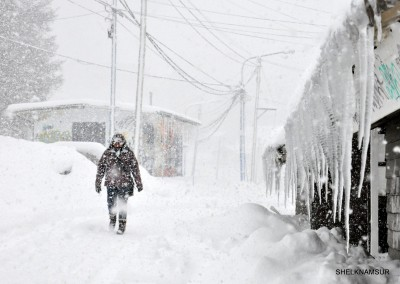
[
  {"x1": 68, "y1": 0, "x2": 233, "y2": 93},
  {"x1": 119, "y1": 0, "x2": 233, "y2": 95},
  {"x1": 121, "y1": 9, "x2": 320, "y2": 39},
  {"x1": 246, "y1": 0, "x2": 314, "y2": 24},
  {"x1": 166, "y1": 0, "x2": 246, "y2": 65},
  {"x1": 66, "y1": 0, "x2": 111, "y2": 20},
  {"x1": 210, "y1": 28, "x2": 314, "y2": 45},
  {"x1": 162, "y1": 16, "x2": 317, "y2": 40},
  {"x1": 114, "y1": 6, "x2": 322, "y2": 35},
  {"x1": 53, "y1": 11, "x2": 106, "y2": 21},
  {"x1": 177, "y1": 0, "x2": 248, "y2": 61},
  {"x1": 148, "y1": 36, "x2": 230, "y2": 86},
  {"x1": 265, "y1": 0, "x2": 331, "y2": 14},
  {"x1": 147, "y1": 0, "x2": 327, "y2": 27},
  {"x1": 0, "y1": 34, "x2": 226, "y2": 86},
  {"x1": 186, "y1": 0, "x2": 252, "y2": 57},
  {"x1": 118, "y1": 17, "x2": 231, "y2": 87},
  {"x1": 198, "y1": 91, "x2": 241, "y2": 142}
]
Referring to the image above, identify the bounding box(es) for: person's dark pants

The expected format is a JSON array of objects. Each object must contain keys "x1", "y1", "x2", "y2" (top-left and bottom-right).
[{"x1": 107, "y1": 186, "x2": 131, "y2": 221}]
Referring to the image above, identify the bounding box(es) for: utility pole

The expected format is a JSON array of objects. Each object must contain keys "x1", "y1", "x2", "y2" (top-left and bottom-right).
[
  {"x1": 109, "y1": 0, "x2": 117, "y2": 141},
  {"x1": 133, "y1": 0, "x2": 148, "y2": 155},
  {"x1": 149, "y1": 91, "x2": 153, "y2": 105},
  {"x1": 216, "y1": 137, "x2": 222, "y2": 180},
  {"x1": 239, "y1": 50, "x2": 294, "y2": 183},
  {"x1": 239, "y1": 88, "x2": 247, "y2": 182},
  {"x1": 250, "y1": 58, "x2": 261, "y2": 183},
  {"x1": 192, "y1": 105, "x2": 201, "y2": 185}
]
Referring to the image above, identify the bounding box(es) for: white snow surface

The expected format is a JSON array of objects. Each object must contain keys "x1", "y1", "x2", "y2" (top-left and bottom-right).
[
  {"x1": 53, "y1": 141, "x2": 106, "y2": 161},
  {"x1": 1, "y1": 136, "x2": 400, "y2": 284}
]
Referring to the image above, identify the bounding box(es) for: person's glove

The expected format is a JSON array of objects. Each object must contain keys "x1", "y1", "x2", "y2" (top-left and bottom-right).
[
  {"x1": 95, "y1": 180, "x2": 101, "y2": 194},
  {"x1": 137, "y1": 185, "x2": 143, "y2": 192}
]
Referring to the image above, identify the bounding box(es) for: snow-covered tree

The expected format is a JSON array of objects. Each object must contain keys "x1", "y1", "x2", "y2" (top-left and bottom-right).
[{"x1": 0, "y1": 0, "x2": 62, "y2": 132}]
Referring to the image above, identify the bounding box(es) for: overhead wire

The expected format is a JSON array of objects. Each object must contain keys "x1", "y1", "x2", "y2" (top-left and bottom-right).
[
  {"x1": 53, "y1": 12, "x2": 106, "y2": 21},
  {"x1": 100, "y1": 0, "x2": 235, "y2": 92},
  {"x1": 66, "y1": 0, "x2": 111, "y2": 20},
  {"x1": 148, "y1": 36, "x2": 230, "y2": 86},
  {"x1": 246, "y1": 0, "x2": 313, "y2": 24},
  {"x1": 143, "y1": 14, "x2": 318, "y2": 39},
  {"x1": 0, "y1": 34, "x2": 226, "y2": 86},
  {"x1": 265, "y1": 0, "x2": 331, "y2": 14},
  {"x1": 176, "y1": 0, "x2": 249, "y2": 61},
  {"x1": 117, "y1": 13, "x2": 231, "y2": 87},
  {"x1": 67, "y1": 0, "x2": 234, "y2": 93},
  {"x1": 166, "y1": 0, "x2": 247, "y2": 65},
  {"x1": 117, "y1": 8, "x2": 320, "y2": 40},
  {"x1": 186, "y1": 0, "x2": 252, "y2": 57},
  {"x1": 114, "y1": 7, "x2": 322, "y2": 35},
  {"x1": 119, "y1": 0, "x2": 234, "y2": 95},
  {"x1": 147, "y1": 0, "x2": 327, "y2": 27},
  {"x1": 198, "y1": 91, "x2": 241, "y2": 142}
]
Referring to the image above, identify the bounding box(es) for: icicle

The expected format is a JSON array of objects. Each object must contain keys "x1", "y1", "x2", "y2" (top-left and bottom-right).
[
  {"x1": 325, "y1": 163, "x2": 329, "y2": 202},
  {"x1": 332, "y1": 161, "x2": 339, "y2": 222},
  {"x1": 357, "y1": 27, "x2": 368, "y2": 149},
  {"x1": 317, "y1": 154, "x2": 322, "y2": 205},
  {"x1": 344, "y1": 123, "x2": 353, "y2": 253},
  {"x1": 358, "y1": 26, "x2": 374, "y2": 197},
  {"x1": 338, "y1": 170, "x2": 344, "y2": 222},
  {"x1": 310, "y1": 173, "x2": 315, "y2": 202},
  {"x1": 306, "y1": 178, "x2": 311, "y2": 222},
  {"x1": 292, "y1": 176, "x2": 295, "y2": 205},
  {"x1": 278, "y1": 0, "x2": 373, "y2": 234}
]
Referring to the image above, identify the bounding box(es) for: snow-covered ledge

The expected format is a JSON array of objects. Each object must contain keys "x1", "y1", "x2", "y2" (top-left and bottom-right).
[{"x1": 265, "y1": 0, "x2": 380, "y2": 252}]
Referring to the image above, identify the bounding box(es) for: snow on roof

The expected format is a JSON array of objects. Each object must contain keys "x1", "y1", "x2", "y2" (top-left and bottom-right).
[{"x1": 5, "y1": 99, "x2": 201, "y2": 125}]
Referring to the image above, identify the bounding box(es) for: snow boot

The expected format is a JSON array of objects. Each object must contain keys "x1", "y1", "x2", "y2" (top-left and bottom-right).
[
  {"x1": 109, "y1": 215, "x2": 117, "y2": 231},
  {"x1": 116, "y1": 220, "x2": 126, "y2": 235}
]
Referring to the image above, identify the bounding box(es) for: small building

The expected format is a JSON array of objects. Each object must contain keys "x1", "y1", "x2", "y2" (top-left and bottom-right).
[
  {"x1": 263, "y1": 0, "x2": 400, "y2": 259},
  {"x1": 5, "y1": 99, "x2": 201, "y2": 177}
]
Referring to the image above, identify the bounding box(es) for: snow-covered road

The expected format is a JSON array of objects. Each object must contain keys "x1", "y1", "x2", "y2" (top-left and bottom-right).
[{"x1": 1, "y1": 136, "x2": 399, "y2": 284}]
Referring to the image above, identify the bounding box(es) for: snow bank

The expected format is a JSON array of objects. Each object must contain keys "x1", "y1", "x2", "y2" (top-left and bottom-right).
[
  {"x1": 1, "y1": 136, "x2": 399, "y2": 283},
  {"x1": 0, "y1": 136, "x2": 152, "y2": 232},
  {"x1": 53, "y1": 141, "x2": 106, "y2": 162},
  {"x1": 186, "y1": 203, "x2": 400, "y2": 284},
  {"x1": 0, "y1": 136, "x2": 97, "y2": 232}
]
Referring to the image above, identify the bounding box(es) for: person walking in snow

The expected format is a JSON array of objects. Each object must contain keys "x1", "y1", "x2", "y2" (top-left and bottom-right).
[{"x1": 95, "y1": 133, "x2": 143, "y2": 234}]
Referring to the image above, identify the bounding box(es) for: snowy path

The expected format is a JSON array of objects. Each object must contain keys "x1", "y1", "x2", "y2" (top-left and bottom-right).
[
  {"x1": 0, "y1": 173, "x2": 286, "y2": 284},
  {"x1": 1, "y1": 136, "x2": 400, "y2": 284}
]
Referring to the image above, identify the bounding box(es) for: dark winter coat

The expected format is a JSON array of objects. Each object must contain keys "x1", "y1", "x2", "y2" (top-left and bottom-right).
[{"x1": 96, "y1": 144, "x2": 143, "y2": 193}]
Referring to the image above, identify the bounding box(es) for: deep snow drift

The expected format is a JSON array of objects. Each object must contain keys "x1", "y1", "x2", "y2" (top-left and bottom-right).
[{"x1": 0, "y1": 136, "x2": 399, "y2": 284}]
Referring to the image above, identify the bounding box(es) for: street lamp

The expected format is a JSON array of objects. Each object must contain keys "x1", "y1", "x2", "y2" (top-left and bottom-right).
[{"x1": 239, "y1": 50, "x2": 294, "y2": 182}]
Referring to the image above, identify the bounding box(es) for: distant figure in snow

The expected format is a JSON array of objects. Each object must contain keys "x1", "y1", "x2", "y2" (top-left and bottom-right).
[{"x1": 95, "y1": 133, "x2": 143, "y2": 234}]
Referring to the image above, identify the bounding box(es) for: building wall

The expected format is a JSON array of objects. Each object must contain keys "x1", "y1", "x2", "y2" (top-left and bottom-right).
[
  {"x1": 370, "y1": 128, "x2": 389, "y2": 256},
  {"x1": 141, "y1": 114, "x2": 189, "y2": 177},
  {"x1": 33, "y1": 107, "x2": 109, "y2": 143},
  {"x1": 384, "y1": 115, "x2": 400, "y2": 259},
  {"x1": 14, "y1": 106, "x2": 197, "y2": 177},
  {"x1": 305, "y1": 135, "x2": 370, "y2": 249}
]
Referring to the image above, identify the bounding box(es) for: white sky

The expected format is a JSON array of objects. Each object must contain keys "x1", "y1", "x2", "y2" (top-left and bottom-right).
[{"x1": 50, "y1": 0, "x2": 350, "y2": 181}]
